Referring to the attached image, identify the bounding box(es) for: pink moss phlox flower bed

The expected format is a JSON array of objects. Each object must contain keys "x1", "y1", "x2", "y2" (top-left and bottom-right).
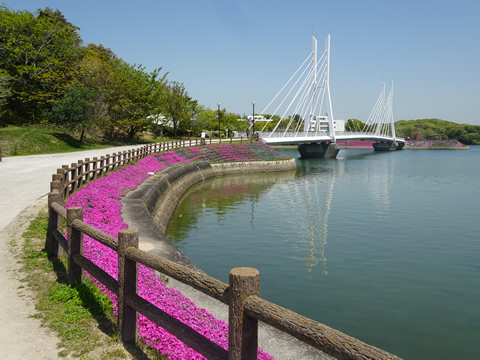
[
  {"x1": 405, "y1": 139, "x2": 464, "y2": 147},
  {"x1": 338, "y1": 140, "x2": 465, "y2": 147},
  {"x1": 171, "y1": 143, "x2": 290, "y2": 163},
  {"x1": 337, "y1": 141, "x2": 373, "y2": 146},
  {"x1": 66, "y1": 145, "x2": 281, "y2": 359}
]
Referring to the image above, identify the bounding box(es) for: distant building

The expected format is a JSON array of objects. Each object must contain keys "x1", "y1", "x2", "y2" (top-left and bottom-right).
[
  {"x1": 238, "y1": 115, "x2": 271, "y2": 122},
  {"x1": 308, "y1": 116, "x2": 345, "y2": 132}
]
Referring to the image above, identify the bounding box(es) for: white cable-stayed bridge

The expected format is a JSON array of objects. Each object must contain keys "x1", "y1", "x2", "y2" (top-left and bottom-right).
[{"x1": 255, "y1": 34, "x2": 405, "y2": 158}]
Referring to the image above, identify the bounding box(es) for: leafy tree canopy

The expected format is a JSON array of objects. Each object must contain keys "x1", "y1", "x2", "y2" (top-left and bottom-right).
[
  {"x1": 0, "y1": 5, "x2": 83, "y2": 123},
  {"x1": 395, "y1": 119, "x2": 480, "y2": 145},
  {"x1": 48, "y1": 83, "x2": 96, "y2": 142}
]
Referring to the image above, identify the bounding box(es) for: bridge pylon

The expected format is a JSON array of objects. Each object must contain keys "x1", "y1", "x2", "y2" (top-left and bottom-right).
[{"x1": 298, "y1": 142, "x2": 339, "y2": 158}]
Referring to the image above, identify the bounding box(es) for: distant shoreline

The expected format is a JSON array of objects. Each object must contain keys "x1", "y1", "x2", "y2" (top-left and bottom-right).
[
  {"x1": 272, "y1": 145, "x2": 470, "y2": 150},
  {"x1": 403, "y1": 146, "x2": 470, "y2": 150}
]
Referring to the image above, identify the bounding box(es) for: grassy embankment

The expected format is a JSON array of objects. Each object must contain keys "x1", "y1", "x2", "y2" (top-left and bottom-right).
[{"x1": 0, "y1": 125, "x2": 173, "y2": 157}]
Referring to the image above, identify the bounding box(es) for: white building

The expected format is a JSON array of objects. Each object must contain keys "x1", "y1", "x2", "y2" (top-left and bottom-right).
[
  {"x1": 238, "y1": 115, "x2": 271, "y2": 122},
  {"x1": 308, "y1": 116, "x2": 345, "y2": 132}
]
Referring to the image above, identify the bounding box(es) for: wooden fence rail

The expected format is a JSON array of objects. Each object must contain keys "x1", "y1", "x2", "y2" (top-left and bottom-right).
[
  {"x1": 49, "y1": 138, "x2": 246, "y2": 199},
  {"x1": 45, "y1": 139, "x2": 401, "y2": 360}
]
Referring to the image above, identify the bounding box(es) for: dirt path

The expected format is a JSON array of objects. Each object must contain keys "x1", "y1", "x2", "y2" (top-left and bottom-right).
[{"x1": 0, "y1": 146, "x2": 139, "y2": 359}]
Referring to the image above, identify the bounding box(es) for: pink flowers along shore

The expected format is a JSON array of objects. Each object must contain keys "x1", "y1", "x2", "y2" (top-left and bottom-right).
[
  {"x1": 404, "y1": 139, "x2": 465, "y2": 147},
  {"x1": 337, "y1": 140, "x2": 466, "y2": 147},
  {"x1": 66, "y1": 143, "x2": 284, "y2": 359}
]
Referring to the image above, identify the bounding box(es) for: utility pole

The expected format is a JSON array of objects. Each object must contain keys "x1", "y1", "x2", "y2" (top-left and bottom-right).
[
  {"x1": 217, "y1": 103, "x2": 221, "y2": 142},
  {"x1": 252, "y1": 101, "x2": 255, "y2": 139}
]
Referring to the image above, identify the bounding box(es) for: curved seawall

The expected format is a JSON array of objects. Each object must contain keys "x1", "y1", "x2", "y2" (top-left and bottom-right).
[
  {"x1": 120, "y1": 158, "x2": 336, "y2": 359},
  {"x1": 121, "y1": 158, "x2": 297, "y2": 268}
]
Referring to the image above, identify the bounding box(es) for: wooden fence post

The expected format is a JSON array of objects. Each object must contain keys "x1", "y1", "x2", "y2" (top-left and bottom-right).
[
  {"x1": 77, "y1": 160, "x2": 84, "y2": 188},
  {"x1": 51, "y1": 175, "x2": 62, "y2": 193},
  {"x1": 92, "y1": 157, "x2": 98, "y2": 181},
  {"x1": 229, "y1": 267, "x2": 260, "y2": 360},
  {"x1": 57, "y1": 167, "x2": 67, "y2": 199},
  {"x1": 118, "y1": 229, "x2": 139, "y2": 343},
  {"x1": 47, "y1": 190, "x2": 63, "y2": 257},
  {"x1": 105, "y1": 155, "x2": 111, "y2": 173},
  {"x1": 99, "y1": 156, "x2": 105, "y2": 177},
  {"x1": 67, "y1": 207, "x2": 83, "y2": 285},
  {"x1": 61, "y1": 165, "x2": 69, "y2": 197},
  {"x1": 84, "y1": 158, "x2": 91, "y2": 183},
  {"x1": 122, "y1": 151, "x2": 127, "y2": 166},
  {"x1": 50, "y1": 178, "x2": 64, "y2": 241},
  {"x1": 70, "y1": 163, "x2": 78, "y2": 192}
]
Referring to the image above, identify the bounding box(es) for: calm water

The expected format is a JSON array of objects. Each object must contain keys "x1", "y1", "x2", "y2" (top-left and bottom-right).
[{"x1": 167, "y1": 146, "x2": 480, "y2": 359}]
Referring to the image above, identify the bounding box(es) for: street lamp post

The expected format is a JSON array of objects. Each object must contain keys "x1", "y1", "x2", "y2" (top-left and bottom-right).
[
  {"x1": 252, "y1": 102, "x2": 255, "y2": 140},
  {"x1": 217, "y1": 103, "x2": 221, "y2": 143}
]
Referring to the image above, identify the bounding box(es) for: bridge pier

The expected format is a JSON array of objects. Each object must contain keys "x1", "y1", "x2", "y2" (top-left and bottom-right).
[
  {"x1": 298, "y1": 142, "x2": 340, "y2": 158},
  {"x1": 372, "y1": 141, "x2": 404, "y2": 151}
]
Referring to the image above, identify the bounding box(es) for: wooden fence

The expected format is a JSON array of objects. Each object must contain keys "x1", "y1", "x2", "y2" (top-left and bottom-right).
[{"x1": 46, "y1": 140, "x2": 401, "y2": 360}]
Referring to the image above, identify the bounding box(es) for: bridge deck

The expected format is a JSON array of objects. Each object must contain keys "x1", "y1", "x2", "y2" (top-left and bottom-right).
[{"x1": 260, "y1": 131, "x2": 405, "y2": 146}]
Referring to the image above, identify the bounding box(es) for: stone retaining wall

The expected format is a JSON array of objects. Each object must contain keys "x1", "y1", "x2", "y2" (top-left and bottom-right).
[{"x1": 144, "y1": 159, "x2": 296, "y2": 234}]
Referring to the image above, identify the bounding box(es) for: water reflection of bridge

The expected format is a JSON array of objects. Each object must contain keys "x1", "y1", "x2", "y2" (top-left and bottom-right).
[
  {"x1": 290, "y1": 152, "x2": 394, "y2": 275},
  {"x1": 169, "y1": 154, "x2": 394, "y2": 277}
]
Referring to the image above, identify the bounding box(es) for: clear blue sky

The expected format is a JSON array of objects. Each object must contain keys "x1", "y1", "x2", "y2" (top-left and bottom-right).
[{"x1": 9, "y1": 0, "x2": 480, "y2": 124}]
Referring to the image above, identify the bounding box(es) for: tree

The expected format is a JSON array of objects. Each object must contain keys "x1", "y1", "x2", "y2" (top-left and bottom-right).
[
  {"x1": 116, "y1": 63, "x2": 167, "y2": 142},
  {"x1": 161, "y1": 81, "x2": 197, "y2": 137},
  {"x1": 394, "y1": 118, "x2": 480, "y2": 144},
  {"x1": 221, "y1": 110, "x2": 241, "y2": 137},
  {"x1": 0, "y1": 6, "x2": 83, "y2": 123},
  {"x1": 76, "y1": 44, "x2": 119, "y2": 142},
  {"x1": 48, "y1": 84, "x2": 96, "y2": 142},
  {"x1": 193, "y1": 108, "x2": 217, "y2": 135},
  {"x1": 76, "y1": 44, "x2": 167, "y2": 142},
  {"x1": 0, "y1": 70, "x2": 12, "y2": 122},
  {"x1": 345, "y1": 119, "x2": 366, "y2": 132}
]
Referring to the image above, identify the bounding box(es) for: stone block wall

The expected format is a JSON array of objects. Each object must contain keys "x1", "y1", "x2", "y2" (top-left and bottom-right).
[{"x1": 143, "y1": 159, "x2": 296, "y2": 234}]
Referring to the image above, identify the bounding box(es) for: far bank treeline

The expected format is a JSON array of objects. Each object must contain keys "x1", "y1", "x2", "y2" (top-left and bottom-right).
[
  {"x1": 0, "y1": 6, "x2": 246, "y2": 143},
  {"x1": 345, "y1": 118, "x2": 480, "y2": 145}
]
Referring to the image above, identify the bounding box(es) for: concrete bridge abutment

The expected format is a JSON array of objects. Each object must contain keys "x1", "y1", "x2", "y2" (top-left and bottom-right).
[
  {"x1": 298, "y1": 142, "x2": 340, "y2": 158},
  {"x1": 372, "y1": 141, "x2": 405, "y2": 151}
]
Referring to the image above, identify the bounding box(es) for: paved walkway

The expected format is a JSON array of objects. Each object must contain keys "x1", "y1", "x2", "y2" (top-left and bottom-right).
[{"x1": 0, "y1": 146, "x2": 140, "y2": 359}]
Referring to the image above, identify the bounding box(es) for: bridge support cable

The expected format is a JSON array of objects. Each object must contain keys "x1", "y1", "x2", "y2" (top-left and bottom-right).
[
  {"x1": 261, "y1": 35, "x2": 334, "y2": 140},
  {"x1": 283, "y1": 51, "x2": 328, "y2": 137},
  {"x1": 261, "y1": 53, "x2": 312, "y2": 131},
  {"x1": 266, "y1": 54, "x2": 317, "y2": 135},
  {"x1": 388, "y1": 83, "x2": 396, "y2": 141},
  {"x1": 363, "y1": 82, "x2": 397, "y2": 139}
]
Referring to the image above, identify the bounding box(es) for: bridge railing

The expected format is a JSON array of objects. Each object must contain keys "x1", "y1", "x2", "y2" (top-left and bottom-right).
[
  {"x1": 45, "y1": 142, "x2": 402, "y2": 360},
  {"x1": 262, "y1": 130, "x2": 404, "y2": 142},
  {"x1": 262, "y1": 130, "x2": 330, "y2": 139}
]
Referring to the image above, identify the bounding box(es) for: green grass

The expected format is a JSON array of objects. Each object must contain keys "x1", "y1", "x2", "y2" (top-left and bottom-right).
[
  {"x1": 0, "y1": 125, "x2": 116, "y2": 156},
  {"x1": 19, "y1": 210, "x2": 167, "y2": 359},
  {"x1": 0, "y1": 125, "x2": 179, "y2": 157}
]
